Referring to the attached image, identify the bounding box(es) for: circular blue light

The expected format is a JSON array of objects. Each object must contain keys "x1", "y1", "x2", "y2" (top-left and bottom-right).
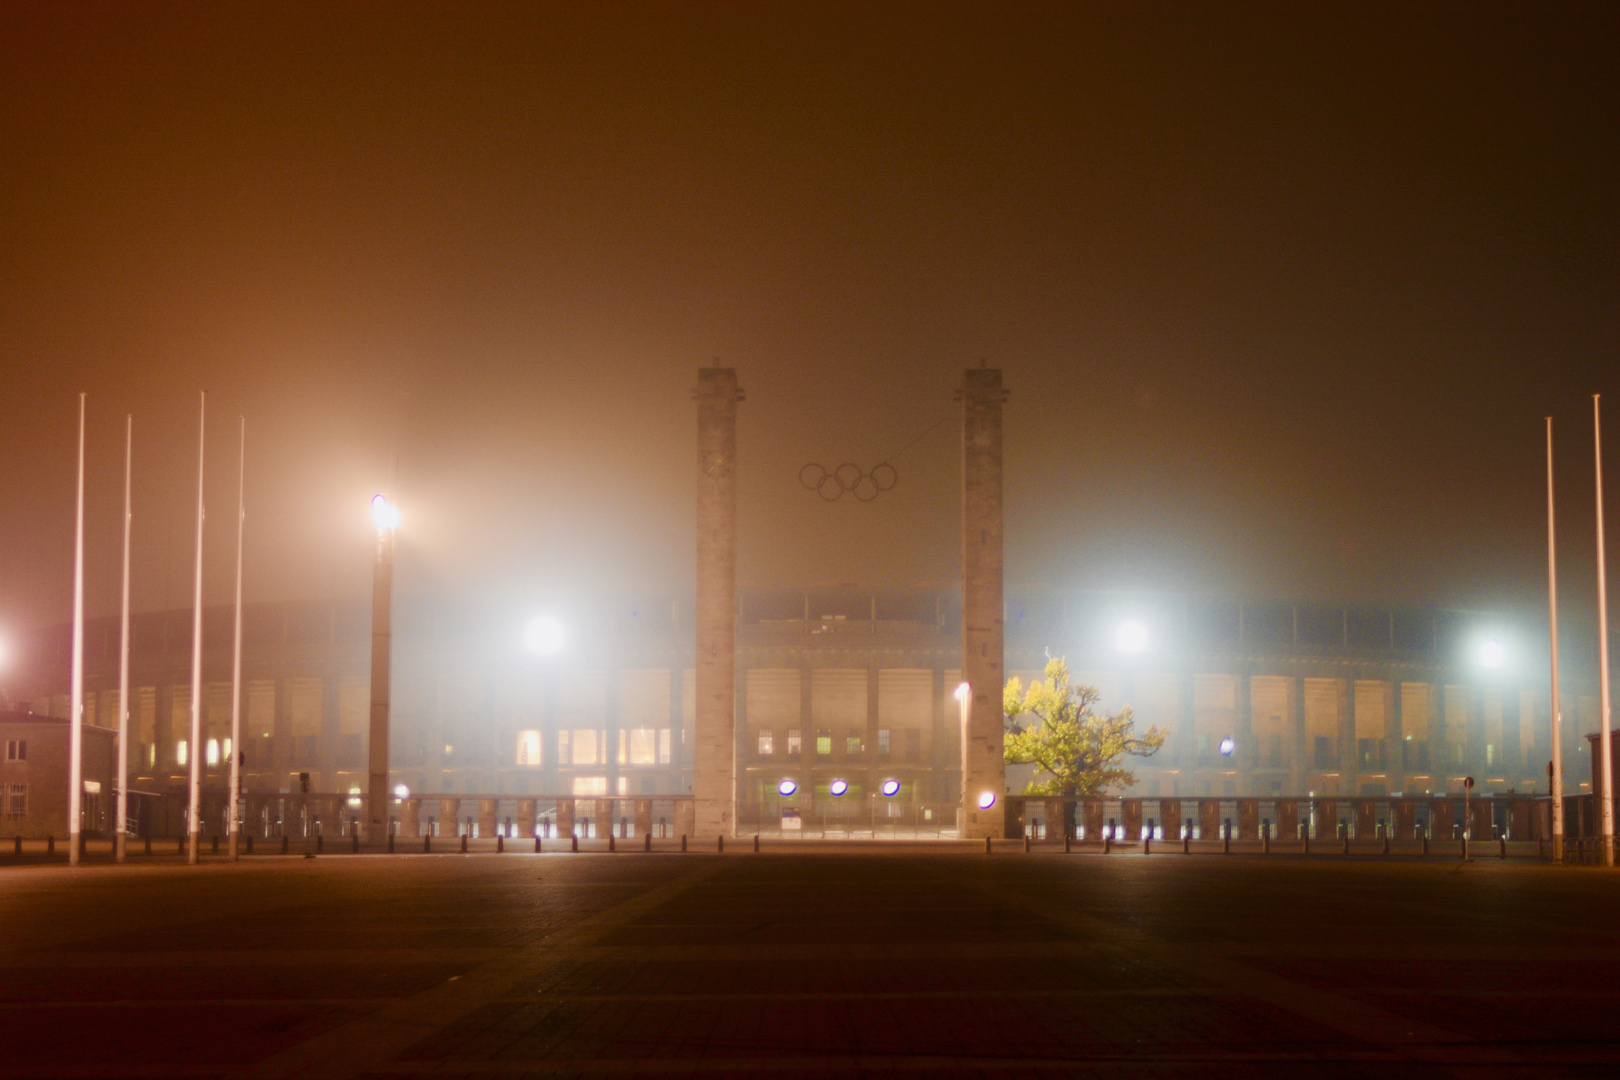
[
  {"x1": 881, "y1": 779, "x2": 901, "y2": 797},
  {"x1": 977, "y1": 791, "x2": 996, "y2": 810},
  {"x1": 828, "y1": 779, "x2": 848, "y2": 796},
  {"x1": 1219, "y1": 737, "x2": 1235, "y2": 757},
  {"x1": 778, "y1": 779, "x2": 797, "y2": 797}
]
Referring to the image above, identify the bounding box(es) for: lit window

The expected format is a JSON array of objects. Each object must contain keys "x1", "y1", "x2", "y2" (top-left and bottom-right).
[
  {"x1": 758, "y1": 729, "x2": 774, "y2": 756},
  {"x1": 658, "y1": 728, "x2": 671, "y2": 764},
  {"x1": 206, "y1": 739, "x2": 220, "y2": 766},
  {"x1": 572, "y1": 776, "x2": 607, "y2": 796},
  {"x1": 617, "y1": 775, "x2": 628, "y2": 796},
  {"x1": 877, "y1": 728, "x2": 890, "y2": 756},
  {"x1": 558, "y1": 730, "x2": 571, "y2": 765},
  {"x1": 627, "y1": 729, "x2": 657, "y2": 765},
  {"x1": 572, "y1": 729, "x2": 599, "y2": 765},
  {"x1": 816, "y1": 730, "x2": 831, "y2": 756},
  {"x1": 6, "y1": 783, "x2": 24, "y2": 816},
  {"x1": 787, "y1": 729, "x2": 802, "y2": 756},
  {"x1": 176, "y1": 740, "x2": 189, "y2": 767},
  {"x1": 516, "y1": 730, "x2": 541, "y2": 766},
  {"x1": 846, "y1": 729, "x2": 862, "y2": 754}
]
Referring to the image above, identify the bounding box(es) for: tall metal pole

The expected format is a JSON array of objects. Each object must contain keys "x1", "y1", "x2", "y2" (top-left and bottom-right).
[
  {"x1": 116, "y1": 415, "x2": 131, "y2": 863},
  {"x1": 229, "y1": 416, "x2": 245, "y2": 860},
  {"x1": 69, "y1": 393, "x2": 86, "y2": 867},
  {"x1": 187, "y1": 392, "x2": 205, "y2": 865},
  {"x1": 366, "y1": 495, "x2": 395, "y2": 844},
  {"x1": 1595, "y1": 395, "x2": 1615, "y2": 867},
  {"x1": 1547, "y1": 417, "x2": 1565, "y2": 862}
]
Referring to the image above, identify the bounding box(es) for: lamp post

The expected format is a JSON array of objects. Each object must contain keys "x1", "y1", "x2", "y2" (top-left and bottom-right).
[
  {"x1": 1547, "y1": 416, "x2": 1564, "y2": 862},
  {"x1": 367, "y1": 494, "x2": 398, "y2": 845},
  {"x1": 69, "y1": 394, "x2": 85, "y2": 866},
  {"x1": 187, "y1": 393, "x2": 205, "y2": 865},
  {"x1": 955, "y1": 681, "x2": 970, "y2": 836},
  {"x1": 228, "y1": 417, "x2": 245, "y2": 860},
  {"x1": 116, "y1": 415, "x2": 131, "y2": 862}
]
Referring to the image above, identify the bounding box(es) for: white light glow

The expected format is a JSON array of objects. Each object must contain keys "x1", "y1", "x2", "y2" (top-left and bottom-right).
[
  {"x1": 954, "y1": 681, "x2": 970, "y2": 703},
  {"x1": 522, "y1": 615, "x2": 567, "y2": 656},
  {"x1": 978, "y1": 791, "x2": 996, "y2": 810},
  {"x1": 1114, "y1": 620, "x2": 1149, "y2": 654},
  {"x1": 829, "y1": 779, "x2": 849, "y2": 796},
  {"x1": 881, "y1": 779, "x2": 901, "y2": 797},
  {"x1": 394, "y1": 784, "x2": 410, "y2": 799},
  {"x1": 371, "y1": 493, "x2": 400, "y2": 531},
  {"x1": 1480, "y1": 638, "x2": 1505, "y2": 669},
  {"x1": 778, "y1": 778, "x2": 798, "y2": 797}
]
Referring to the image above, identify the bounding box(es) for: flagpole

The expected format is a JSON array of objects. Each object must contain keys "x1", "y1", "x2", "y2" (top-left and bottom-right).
[
  {"x1": 188, "y1": 392, "x2": 205, "y2": 865},
  {"x1": 229, "y1": 416, "x2": 244, "y2": 860},
  {"x1": 1595, "y1": 395, "x2": 1614, "y2": 867},
  {"x1": 116, "y1": 415, "x2": 132, "y2": 862},
  {"x1": 69, "y1": 393, "x2": 86, "y2": 866}
]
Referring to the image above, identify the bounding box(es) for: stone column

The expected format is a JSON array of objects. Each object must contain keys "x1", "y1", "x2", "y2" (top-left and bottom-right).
[
  {"x1": 556, "y1": 798, "x2": 575, "y2": 838},
  {"x1": 1430, "y1": 798, "x2": 1453, "y2": 840},
  {"x1": 1237, "y1": 798, "x2": 1259, "y2": 840},
  {"x1": 1083, "y1": 799, "x2": 1104, "y2": 840},
  {"x1": 1339, "y1": 679, "x2": 1356, "y2": 797},
  {"x1": 400, "y1": 797, "x2": 420, "y2": 838},
  {"x1": 1316, "y1": 799, "x2": 1338, "y2": 839},
  {"x1": 634, "y1": 798, "x2": 652, "y2": 837},
  {"x1": 477, "y1": 798, "x2": 497, "y2": 838},
  {"x1": 437, "y1": 798, "x2": 459, "y2": 837},
  {"x1": 1122, "y1": 798, "x2": 1142, "y2": 841},
  {"x1": 1354, "y1": 799, "x2": 1376, "y2": 839},
  {"x1": 1198, "y1": 798, "x2": 1221, "y2": 839},
  {"x1": 1395, "y1": 799, "x2": 1415, "y2": 840},
  {"x1": 516, "y1": 798, "x2": 536, "y2": 838},
  {"x1": 694, "y1": 368, "x2": 741, "y2": 840},
  {"x1": 959, "y1": 367, "x2": 1007, "y2": 839},
  {"x1": 1276, "y1": 798, "x2": 1300, "y2": 839},
  {"x1": 1159, "y1": 798, "x2": 1182, "y2": 840}
]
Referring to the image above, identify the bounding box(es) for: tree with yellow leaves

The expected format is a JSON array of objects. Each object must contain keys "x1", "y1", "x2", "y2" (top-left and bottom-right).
[{"x1": 1003, "y1": 656, "x2": 1165, "y2": 798}]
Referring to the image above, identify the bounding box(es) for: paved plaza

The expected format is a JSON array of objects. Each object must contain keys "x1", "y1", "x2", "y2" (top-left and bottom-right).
[{"x1": 0, "y1": 847, "x2": 1615, "y2": 1078}]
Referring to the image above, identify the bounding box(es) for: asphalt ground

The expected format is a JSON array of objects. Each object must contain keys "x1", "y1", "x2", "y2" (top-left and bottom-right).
[{"x1": 0, "y1": 848, "x2": 1615, "y2": 1079}]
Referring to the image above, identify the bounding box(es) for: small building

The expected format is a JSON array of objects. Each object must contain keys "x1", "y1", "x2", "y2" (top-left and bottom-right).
[{"x1": 0, "y1": 712, "x2": 117, "y2": 837}]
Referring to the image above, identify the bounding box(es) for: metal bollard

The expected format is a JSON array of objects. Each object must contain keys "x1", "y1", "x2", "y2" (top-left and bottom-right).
[
  {"x1": 47, "y1": 835, "x2": 55, "y2": 856},
  {"x1": 316, "y1": 835, "x2": 324, "y2": 854},
  {"x1": 1064, "y1": 835, "x2": 1071, "y2": 854},
  {"x1": 644, "y1": 833, "x2": 651, "y2": 852},
  {"x1": 1104, "y1": 836, "x2": 1111, "y2": 855},
  {"x1": 178, "y1": 836, "x2": 185, "y2": 855},
  {"x1": 1303, "y1": 833, "x2": 1310, "y2": 855},
  {"x1": 680, "y1": 834, "x2": 687, "y2": 852},
  {"x1": 754, "y1": 834, "x2": 760, "y2": 853},
  {"x1": 1183, "y1": 833, "x2": 1190, "y2": 855},
  {"x1": 535, "y1": 835, "x2": 542, "y2": 853},
  {"x1": 1383, "y1": 835, "x2": 1390, "y2": 856},
  {"x1": 424, "y1": 834, "x2": 432, "y2": 853},
  {"x1": 497, "y1": 834, "x2": 504, "y2": 853},
  {"x1": 608, "y1": 834, "x2": 615, "y2": 853},
  {"x1": 984, "y1": 836, "x2": 992, "y2": 854},
  {"x1": 280, "y1": 834, "x2": 289, "y2": 855},
  {"x1": 1223, "y1": 830, "x2": 1231, "y2": 855},
  {"x1": 145, "y1": 837, "x2": 152, "y2": 855},
  {"x1": 1499, "y1": 836, "x2": 1507, "y2": 859},
  {"x1": 246, "y1": 835, "x2": 254, "y2": 855},
  {"x1": 387, "y1": 834, "x2": 394, "y2": 854},
  {"x1": 351, "y1": 833, "x2": 359, "y2": 854},
  {"x1": 1144, "y1": 836, "x2": 1151, "y2": 855},
  {"x1": 571, "y1": 835, "x2": 579, "y2": 852},
  {"x1": 11, "y1": 836, "x2": 18, "y2": 856},
  {"x1": 1263, "y1": 832, "x2": 1270, "y2": 855},
  {"x1": 1422, "y1": 836, "x2": 1429, "y2": 856},
  {"x1": 212, "y1": 834, "x2": 219, "y2": 854},
  {"x1": 1342, "y1": 835, "x2": 1349, "y2": 855},
  {"x1": 460, "y1": 834, "x2": 468, "y2": 853},
  {"x1": 1023, "y1": 835, "x2": 1030, "y2": 853},
  {"x1": 717, "y1": 835, "x2": 724, "y2": 853}
]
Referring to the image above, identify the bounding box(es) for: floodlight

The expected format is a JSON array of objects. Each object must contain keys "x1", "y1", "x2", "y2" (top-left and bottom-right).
[
  {"x1": 1219, "y1": 736, "x2": 1235, "y2": 757},
  {"x1": 977, "y1": 791, "x2": 996, "y2": 810},
  {"x1": 881, "y1": 778, "x2": 901, "y2": 797},
  {"x1": 522, "y1": 615, "x2": 567, "y2": 656},
  {"x1": 954, "y1": 681, "x2": 970, "y2": 702},
  {"x1": 370, "y1": 494, "x2": 400, "y2": 531},
  {"x1": 1114, "y1": 620, "x2": 1149, "y2": 654},
  {"x1": 394, "y1": 784, "x2": 410, "y2": 799},
  {"x1": 1480, "y1": 638, "x2": 1505, "y2": 669},
  {"x1": 777, "y1": 778, "x2": 798, "y2": 797},
  {"x1": 829, "y1": 779, "x2": 849, "y2": 796}
]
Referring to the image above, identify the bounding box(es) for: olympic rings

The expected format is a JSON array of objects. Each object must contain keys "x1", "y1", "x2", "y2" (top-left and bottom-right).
[{"x1": 798, "y1": 461, "x2": 900, "y2": 502}]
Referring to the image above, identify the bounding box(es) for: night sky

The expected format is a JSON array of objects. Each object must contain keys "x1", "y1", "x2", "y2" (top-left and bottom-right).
[{"x1": 2, "y1": 2, "x2": 1617, "y2": 644}]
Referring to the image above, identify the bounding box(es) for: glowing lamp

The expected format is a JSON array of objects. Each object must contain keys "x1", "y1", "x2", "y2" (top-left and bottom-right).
[
  {"x1": 777, "y1": 779, "x2": 797, "y2": 797},
  {"x1": 881, "y1": 779, "x2": 901, "y2": 797},
  {"x1": 829, "y1": 779, "x2": 848, "y2": 796},
  {"x1": 954, "y1": 682, "x2": 970, "y2": 703},
  {"x1": 977, "y1": 791, "x2": 996, "y2": 810},
  {"x1": 393, "y1": 784, "x2": 410, "y2": 799},
  {"x1": 1480, "y1": 639, "x2": 1505, "y2": 669},
  {"x1": 522, "y1": 615, "x2": 567, "y2": 656},
  {"x1": 1219, "y1": 736, "x2": 1235, "y2": 757},
  {"x1": 371, "y1": 494, "x2": 400, "y2": 531},
  {"x1": 1114, "y1": 620, "x2": 1148, "y2": 654}
]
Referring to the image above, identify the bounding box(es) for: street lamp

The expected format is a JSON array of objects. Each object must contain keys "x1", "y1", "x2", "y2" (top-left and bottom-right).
[
  {"x1": 1479, "y1": 638, "x2": 1505, "y2": 669},
  {"x1": 367, "y1": 494, "x2": 398, "y2": 845},
  {"x1": 1114, "y1": 620, "x2": 1149, "y2": 654},
  {"x1": 523, "y1": 615, "x2": 567, "y2": 656}
]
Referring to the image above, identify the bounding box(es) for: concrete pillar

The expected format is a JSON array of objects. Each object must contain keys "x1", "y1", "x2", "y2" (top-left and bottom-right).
[
  {"x1": 694, "y1": 368, "x2": 741, "y2": 839},
  {"x1": 1122, "y1": 798, "x2": 1142, "y2": 841},
  {"x1": 437, "y1": 798, "x2": 458, "y2": 837},
  {"x1": 634, "y1": 798, "x2": 652, "y2": 837},
  {"x1": 1430, "y1": 798, "x2": 1453, "y2": 839},
  {"x1": 1237, "y1": 798, "x2": 1259, "y2": 840},
  {"x1": 959, "y1": 367, "x2": 1007, "y2": 839},
  {"x1": 1276, "y1": 798, "x2": 1300, "y2": 839},
  {"x1": 1470, "y1": 798, "x2": 1493, "y2": 841},
  {"x1": 400, "y1": 797, "x2": 420, "y2": 838},
  {"x1": 673, "y1": 797, "x2": 694, "y2": 839},
  {"x1": 1044, "y1": 799, "x2": 1068, "y2": 840},
  {"x1": 366, "y1": 522, "x2": 394, "y2": 844},
  {"x1": 516, "y1": 798, "x2": 536, "y2": 838},
  {"x1": 1339, "y1": 679, "x2": 1356, "y2": 797},
  {"x1": 1509, "y1": 797, "x2": 1530, "y2": 841},
  {"x1": 1082, "y1": 799, "x2": 1104, "y2": 840},
  {"x1": 1316, "y1": 799, "x2": 1338, "y2": 839},
  {"x1": 556, "y1": 798, "x2": 575, "y2": 838},
  {"x1": 1159, "y1": 798, "x2": 1182, "y2": 839},
  {"x1": 1394, "y1": 799, "x2": 1415, "y2": 840},
  {"x1": 596, "y1": 798, "x2": 614, "y2": 838},
  {"x1": 1354, "y1": 799, "x2": 1376, "y2": 839},
  {"x1": 1198, "y1": 798, "x2": 1220, "y2": 839},
  {"x1": 477, "y1": 798, "x2": 497, "y2": 838}
]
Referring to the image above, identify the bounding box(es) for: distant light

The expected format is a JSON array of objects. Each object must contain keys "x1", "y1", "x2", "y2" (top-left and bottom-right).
[
  {"x1": 978, "y1": 791, "x2": 996, "y2": 810},
  {"x1": 1114, "y1": 620, "x2": 1149, "y2": 654},
  {"x1": 0, "y1": 637, "x2": 9, "y2": 670},
  {"x1": 1480, "y1": 638, "x2": 1505, "y2": 669},
  {"x1": 1219, "y1": 736, "x2": 1235, "y2": 757},
  {"x1": 393, "y1": 784, "x2": 410, "y2": 800},
  {"x1": 778, "y1": 779, "x2": 797, "y2": 797},
  {"x1": 371, "y1": 493, "x2": 400, "y2": 531},
  {"x1": 954, "y1": 681, "x2": 970, "y2": 703},
  {"x1": 829, "y1": 779, "x2": 848, "y2": 796},
  {"x1": 881, "y1": 779, "x2": 901, "y2": 797},
  {"x1": 523, "y1": 615, "x2": 567, "y2": 656}
]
